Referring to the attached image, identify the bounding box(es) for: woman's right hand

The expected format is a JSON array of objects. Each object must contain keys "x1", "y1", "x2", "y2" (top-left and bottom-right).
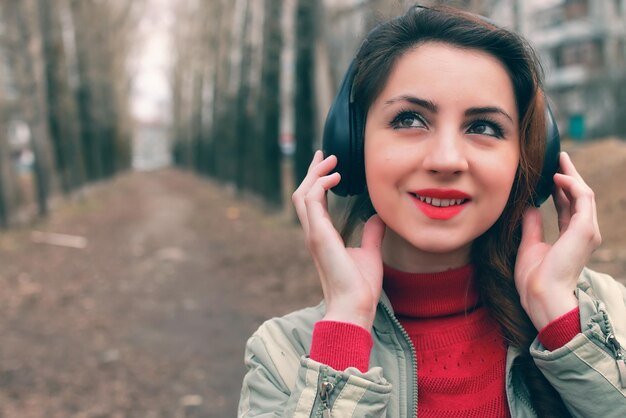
[{"x1": 292, "y1": 151, "x2": 386, "y2": 331}]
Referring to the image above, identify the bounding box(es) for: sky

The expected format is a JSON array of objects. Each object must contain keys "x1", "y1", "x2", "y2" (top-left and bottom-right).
[{"x1": 131, "y1": 0, "x2": 172, "y2": 123}]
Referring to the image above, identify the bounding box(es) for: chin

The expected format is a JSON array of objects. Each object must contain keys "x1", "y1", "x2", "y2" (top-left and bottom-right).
[
  {"x1": 387, "y1": 226, "x2": 473, "y2": 255},
  {"x1": 408, "y1": 238, "x2": 470, "y2": 254}
]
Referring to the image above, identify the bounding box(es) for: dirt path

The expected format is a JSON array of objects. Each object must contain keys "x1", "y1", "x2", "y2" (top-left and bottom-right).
[
  {"x1": 0, "y1": 170, "x2": 320, "y2": 417},
  {"x1": 0, "y1": 139, "x2": 623, "y2": 417}
]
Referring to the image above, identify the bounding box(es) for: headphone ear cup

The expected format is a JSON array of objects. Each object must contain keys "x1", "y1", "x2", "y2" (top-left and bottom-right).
[
  {"x1": 349, "y1": 98, "x2": 366, "y2": 196},
  {"x1": 323, "y1": 59, "x2": 366, "y2": 196},
  {"x1": 532, "y1": 104, "x2": 561, "y2": 206}
]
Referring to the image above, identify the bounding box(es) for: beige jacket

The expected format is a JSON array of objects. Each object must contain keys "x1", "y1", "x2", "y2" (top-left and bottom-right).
[{"x1": 239, "y1": 268, "x2": 626, "y2": 417}]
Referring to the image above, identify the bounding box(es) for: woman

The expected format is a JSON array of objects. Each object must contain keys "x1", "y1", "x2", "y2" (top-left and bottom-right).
[{"x1": 238, "y1": 5, "x2": 626, "y2": 417}]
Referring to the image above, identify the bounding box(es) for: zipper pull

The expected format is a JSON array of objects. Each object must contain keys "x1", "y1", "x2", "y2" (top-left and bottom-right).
[
  {"x1": 320, "y1": 380, "x2": 334, "y2": 418},
  {"x1": 606, "y1": 334, "x2": 626, "y2": 389}
]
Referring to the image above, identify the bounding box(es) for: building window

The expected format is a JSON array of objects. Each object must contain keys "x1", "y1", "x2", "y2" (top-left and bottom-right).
[
  {"x1": 564, "y1": 0, "x2": 589, "y2": 21},
  {"x1": 555, "y1": 39, "x2": 603, "y2": 69}
]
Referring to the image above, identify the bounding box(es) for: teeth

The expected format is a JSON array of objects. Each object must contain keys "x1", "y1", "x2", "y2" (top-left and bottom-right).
[{"x1": 414, "y1": 194, "x2": 466, "y2": 207}]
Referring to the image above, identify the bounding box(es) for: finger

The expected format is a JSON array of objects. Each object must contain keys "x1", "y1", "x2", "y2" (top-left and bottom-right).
[
  {"x1": 304, "y1": 173, "x2": 342, "y2": 247},
  {"x1": 308, "y1": 149, "x2": 323, "y2": 171},
  {"x1": 519, "y1": 207, "x2": 544, "y2": 251},
  {"x1": 293, "y1": 189, "x2": 310, "y2": 236},
  {"x1": 293, "y1": 154, "x2": 338, "y2": 204},
  {"x1": 552, "y1": 173, "x2": 601, "y2": 253},
  {"x1": 558, "y1": 152, "x2": 588, "y2": 186},
  {"x1": 293, "y1": 154, "x2": 338, "y2": 233},
  {"x1": 310, "y1": 154, "x2": 338, "y2": 177},
  {"x1": 305, "y1": 172, "x2": 341, "y2": 217},
  {"x1": 361, "y1": 215, "x2": 386, "y2": 254},
  {"x1": 553, "y1": 173, "x2": 594, "y2": 225},
  {"x1": 552, "y1": 178, "x2": 571, "y2": 232},
  {"x1": 555, "y1": 153, "x2": 600, "y2": 239}
]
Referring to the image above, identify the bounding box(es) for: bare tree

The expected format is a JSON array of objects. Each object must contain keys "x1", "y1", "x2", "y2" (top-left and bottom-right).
[
  {"x1": 293, "y1": 0, "x2": 319, "y2": 186},
  {"x1": 0, "y1": 68, "x2": 11, "y2": 227},
  {"x1": 2, "y1": 0, "x2": 57, "y2": 216},
  {"x1": 257, "y1": 0, "x2": 283, "y2": 206},
  {"x1": 69, "y1": 0, "x2": 103, "y2": 180},
  {"x1": 0, "y1": 0, "x2": 138, "y2": 225},
  {"x1": 68, "y1": 0, "x2": 137, "y2": 180},
  {"x1": 235, "y1": 0, "x2": 253, "y2": 193},
  {"x1": 210, "y1": 0, "x2": 239, "y2": 183},
  {"x1": 240, "y1": 0, "x2": 266, "y2": 194},
  {"x1": 38, "y1": 0, "x2": 85, "y2": 193},
  {"x1": 169, "y1": 2, "x2": 189, "y2": 168}
]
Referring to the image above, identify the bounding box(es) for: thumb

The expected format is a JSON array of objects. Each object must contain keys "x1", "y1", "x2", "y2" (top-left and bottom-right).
[
  {"x1": 361, "y1": 214, "x2": 385, "y2": 253},
  {"x1": 520, "y1": 207, "x2": 544, "y2": 251}
]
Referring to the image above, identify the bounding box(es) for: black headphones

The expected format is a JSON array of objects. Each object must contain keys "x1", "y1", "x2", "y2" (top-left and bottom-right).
[{"x1": 322, "y1": 13, "x2": 560, "y2": 207}]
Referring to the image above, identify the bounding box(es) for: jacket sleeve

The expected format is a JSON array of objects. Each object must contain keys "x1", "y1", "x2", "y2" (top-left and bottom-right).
[
  {"x1": 529, "y1": 269, "x2": 626, "y2": 418},
  {"x1": 238, "y1": 318, "x2": 392, "y2": 417}
]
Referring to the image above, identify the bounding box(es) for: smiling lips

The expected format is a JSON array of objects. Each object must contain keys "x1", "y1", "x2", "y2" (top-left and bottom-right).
[{"x1": 409, "y1": 189, "x2": 471, "y2": 220}]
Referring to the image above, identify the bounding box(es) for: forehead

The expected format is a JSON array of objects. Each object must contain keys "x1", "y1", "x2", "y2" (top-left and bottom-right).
[{"x1": 375, "y1": 42, "x2": 517, "y2": 115}]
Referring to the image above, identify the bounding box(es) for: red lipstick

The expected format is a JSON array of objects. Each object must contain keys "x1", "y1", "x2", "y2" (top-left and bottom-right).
[{"x1": 410, "y1": 188, "x2": 470, "y2": 220}]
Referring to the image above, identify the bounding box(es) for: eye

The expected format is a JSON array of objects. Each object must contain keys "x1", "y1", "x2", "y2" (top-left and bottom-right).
[
  {"x1": 466, "y1": 120, "x2": 505, "y2": 138},
  {"x1": 390, "y1": 110, "x2": 427, "y2": 130}
]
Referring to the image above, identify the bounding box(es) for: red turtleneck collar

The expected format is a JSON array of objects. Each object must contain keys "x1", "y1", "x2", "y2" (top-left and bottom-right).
[{"x1": 383, "y1": 264, "x2": 479, "y2": 318}]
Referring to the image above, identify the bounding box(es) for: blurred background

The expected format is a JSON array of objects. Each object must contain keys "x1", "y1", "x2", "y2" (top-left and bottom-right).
[{"x1": 0, "y1": 0, "x2": 624, "y2": 417}]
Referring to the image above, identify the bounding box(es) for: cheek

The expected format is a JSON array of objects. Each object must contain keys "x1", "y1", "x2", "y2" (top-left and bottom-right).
[
  {"x1": 365, "y1": 140, "x2": 388, "y2": 185},
  {"x1": 365, "y1": 150, "x2": 398, "y2": 213},
  {"x1": 365, "y1": 147, "x2": 411, "y2": 191},
  {"x1": 482, "y1": 151, "x2": 520, "y2": 204}
]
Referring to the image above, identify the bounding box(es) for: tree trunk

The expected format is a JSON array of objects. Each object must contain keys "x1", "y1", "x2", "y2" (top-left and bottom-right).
[
  {"x1": 191, "y1": 65, "x2": 205, "y2": 172},
  {"x1": 38, "y1": 0, "x2": 85, "y2": 192},
  {"x1": 210, "y1": 0, "x2": 237, "y2": 183},
  {"x1": 294, "y1": 0, "x2": 318, "y2": 187},
  {"x1": 0, "y1": 87, "x2": 10, "y2": 227},
  {"x1": 258, "y1": 0, "x2": 283, "y2": 207},
  {"x1": 242, "y1": 0, "x2": 265, "y2": 193},
  {"x1": 4, "y1": 0, "x2": 57, "y2": 216},
  {"x1": 69, "y1": 0, "x2": 103, "y2": 181},
  {"x1": 235, "y1": 0, "x2": 252, "y2": 193}
]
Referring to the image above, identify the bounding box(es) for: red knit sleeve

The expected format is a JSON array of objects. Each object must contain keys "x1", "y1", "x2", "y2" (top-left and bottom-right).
[
  {"x1": 309, "y1": 320, "x2": 372, "y2": 373},
  {"x1": 538, "y1": 307, "x2": 581, "y2": 351}
]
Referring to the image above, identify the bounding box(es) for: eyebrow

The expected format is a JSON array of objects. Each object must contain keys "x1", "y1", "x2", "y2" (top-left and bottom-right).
[
  {"x1": 465, "y1": 107, "x2": 514, "y2": 124},
  {"x1": 384, "y1": 95, "x2": 514, "y2": 124},
  {"x1": 384, "y1": 95, "x2": 438, "y2": 113}
]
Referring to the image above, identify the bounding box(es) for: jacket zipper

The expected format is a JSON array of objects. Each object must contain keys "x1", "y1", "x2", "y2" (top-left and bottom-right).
[
  {"x1": 600, "y1": 311, "x2": 626, "y2": 389},
  {"x1": 381, "y1": 303, "x2": 418, "y2": 418},
  {"x1": 606, "y1": 333, "x2": 626, "y2": 388},
  {"x1": 319, "y1": 380, "x2": 334, "y2": 418}
]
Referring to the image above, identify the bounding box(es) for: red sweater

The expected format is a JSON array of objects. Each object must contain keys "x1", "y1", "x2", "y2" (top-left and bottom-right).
[{"x1": 310, "y1": 265, "x2": 581, "y2": 417}]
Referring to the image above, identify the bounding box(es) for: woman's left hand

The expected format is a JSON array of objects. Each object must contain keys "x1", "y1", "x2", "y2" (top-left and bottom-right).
[{"x1": 515, "y1": 152, "x2": 602, "y2": 330}]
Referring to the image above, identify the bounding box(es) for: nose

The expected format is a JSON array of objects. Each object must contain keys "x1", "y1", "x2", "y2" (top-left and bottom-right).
[{"x1": 422, "y1": 130, "x2": 469, "y2": 175}]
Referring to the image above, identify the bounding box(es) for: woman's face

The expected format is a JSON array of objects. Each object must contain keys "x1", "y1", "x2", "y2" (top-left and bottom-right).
[{"x1": 364, "y1": 42, "x2": 520, "y2": 269}]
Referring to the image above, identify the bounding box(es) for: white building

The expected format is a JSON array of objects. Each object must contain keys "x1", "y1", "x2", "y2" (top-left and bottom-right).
[{"x1": 524, "y1": 0, "x2": 626, "y2": 139}]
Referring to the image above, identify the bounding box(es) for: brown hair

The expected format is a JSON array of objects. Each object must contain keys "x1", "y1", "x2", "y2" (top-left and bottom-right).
[{"x1": 341, "y1": 6, "x2": 569, "y2": 417}]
